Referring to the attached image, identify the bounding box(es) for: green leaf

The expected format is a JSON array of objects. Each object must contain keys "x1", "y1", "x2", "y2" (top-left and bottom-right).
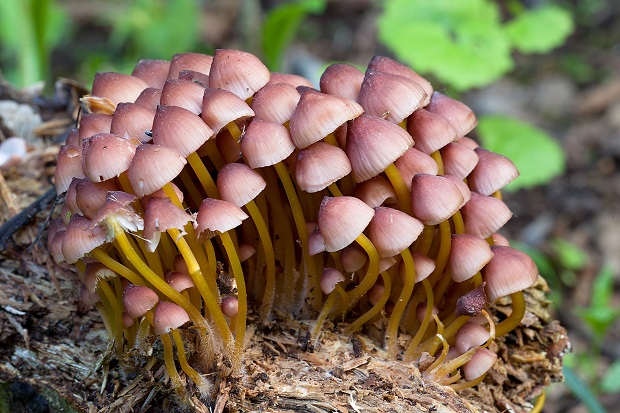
[
  {"x1": 563, "y1": 365, "x2": 608, "y2": 413},
  {"x1": 590, "y1": 265, "x2": 615, "y2": 309},
  {"x1": 378, "y1": 0, "x2": 513, "y2": 90},
  {"x1": 575, "y1": 306, "x2": 619, "y2": 339},
  {"x1": 601, "y1": 361, "x2": 620, "y2": 393},
  {"x1": 550, "y1": 238, "x2": 588, "y2": 271},
  {"x1": 506, "y1": 5, "x2": 574, "y2": 53},
  {"x1": 261, "y1": 0, "x2": 326, "y2": 71},
  {"x1": 477, "y1": 115, "x2": 565, "y2": 190}
]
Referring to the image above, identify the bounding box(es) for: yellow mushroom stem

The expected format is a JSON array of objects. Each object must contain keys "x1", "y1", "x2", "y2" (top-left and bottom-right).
[
  {"x1": 311, "y1": 284, "x2": 348, "y2": 345},
  {"x1": 450, "y1": 372, "x2": 487, "y2": 391},
  {"x1": 346, "y1": 271, "x2": 392, "y2": 333},
  {"x1": 430, "y1": 150, "x2": 444, "y2": 175},
  {"x1": 273, "y1": 161, "x2": 321, "y2": 309},
  {"x1": 403, "y1": 278, "x2": 434, "y2": 362},
  {"x1": 530, "y1": 391, "x2": 546, "y2": 413},
  {"x1": 338, "y1": 233, "x2": 381, "y2": 316},
  {"x1": 171, "y1": 329, "x2": 211, "y2": 394},
  {"x1": 425, "y1": 316, "x2": 448, "y2": 373},
  {"x1": 429, "y1": 346, "x2": 477, "y2": 384},
  {"x1": 187, "y1": 151, "x2": 220, "y2": 198},
  {"x1": 494, "y1": 291, "x2": 526, "y2": 337},
  {"x1": 143, "y1": 311, "x2": 183, "y2": 392},
  {"x1": 97, "y1": 280, "x2": 124, "y2": 353},
  {"x1": 244, "y1": 200, "x2": 276, "y2": 322},
  {"x1": 384, "y1": 163, "x2": 412, "y2": 214},
  {"x1": 386, "y1": 248, "x2": 416, "y2": 357},
  {"x1": 218, "y1": 231, "x2": 247, "y2": 373}
]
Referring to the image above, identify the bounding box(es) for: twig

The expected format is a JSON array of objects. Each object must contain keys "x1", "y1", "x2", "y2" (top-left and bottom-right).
[{"x1": 0, "y1": 187, "x2": 57, "y2": 251}]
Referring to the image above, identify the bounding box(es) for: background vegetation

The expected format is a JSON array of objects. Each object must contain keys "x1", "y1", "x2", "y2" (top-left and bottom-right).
[{"x1": 1, "y1": 0, "x2": 618, "y2": 411}]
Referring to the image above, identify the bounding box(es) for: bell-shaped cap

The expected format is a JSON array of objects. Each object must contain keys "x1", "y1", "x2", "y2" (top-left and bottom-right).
[
  {"x1": 153, "y1": 301, "x2": 190, "y2": 335},
  {"x1": 152, "y1": 105, "x2": 214, "y2": 157},
  {"x1": 483, "y1": 245, "x2": 538, "y2": 302},
  {"x1": 320, "y1": 268, "x2": 346, "y2": 295},
  {"x1": 449, "y1": 234, "x2": 494, "y2": 283},
  {"x1": 62, "y1": 214, "x2": 107, "y2": 264},
  {"x1": 296, "y1": 142, "x2": 351, "y2": 193},
  {"x1": 110, "y1": 102, "x2": 155, "y2": 143},
  {"x1": 366, "y1": 207, "x2": 423, "y2": 258},
  {"x1": 425, "y1": 92, "x2": 478, "y2": 138},
  {"x1": 410, "y1": 174, "x2": 464, "y2": 225},
  {"x1": 209, "y1": 49, "x2": 270, "y2": 100},
  {"x1": 251, "y1": 82, "x2": 301, "y2": 124},
  {"x1": 168, "y1": 52, "x2": 213, "y2": 80},
  {"x1": 160, "y1": 79, "x2": 205, "y2": 115},
  {"x1": 132, "y1": 59, "x2": 170, "y2": 89},
  {"x1": 195, "y1": 198, "x2": 249, "y2": 239},
  {"x1": 468, "y1": 148, "x2": 519, "y2": 196},
  {"x1": 82, "y1": 133, "x2": 138, "y2": 183},
  {"x1": 126, "y1": 144, "x2": 187, "y2": 197},
  {"x1": 241, "y1": 118, "x2": 296, "y2": 168},
  {"x1": 123, "y1": 284, "x2": 160, "y2": 319},
  {"x1": 461, "y1": 192, "x2": 512, "y2": 239},
  {"x1": 352, "y1": 176, "x2": 398, "y2": 208},
  {"x1": 320, "y1": 63, "x2": 364, "y2": 101},
  {"x1": 318, "y1": 196, "x2": 374, "y2": 252},
  {"x1": 217, "y1": 163, "x2": 266, "y2": 207},
  {"x1": 201, "y1": 88, "x2": 255, "y2": 133},
  {"x1": 143, "y1": 197, "x2": 195, "y2": 251},
  {"x1": 367, "y1": 55, "x2": 433, "y2": 106},
  {"x1": 407, "y1": 108, "x2": 458, "y2": 154}
]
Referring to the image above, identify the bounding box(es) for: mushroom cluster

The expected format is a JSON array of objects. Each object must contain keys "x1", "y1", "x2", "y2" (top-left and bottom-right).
[{"x1": 49, "y1": 49, "x2": 539, "y2": 400}]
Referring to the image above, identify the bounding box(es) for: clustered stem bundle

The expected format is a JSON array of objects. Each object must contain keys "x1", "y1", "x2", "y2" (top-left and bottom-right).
[{"x1": 49, "y1": 49, "x2": 541, "y2": 405}]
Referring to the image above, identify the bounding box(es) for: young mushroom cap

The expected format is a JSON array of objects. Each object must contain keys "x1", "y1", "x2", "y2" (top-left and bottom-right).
[
  {"x1": 165, "y1": 271, "x2": 195, "y2": 293},
  {"x1": 160, "y1": 79, "x2": 206, "y2": 115},
  {"x1": 441, "y1": 141, "x2": 480, "y2": 180},
  {"x1": 352, "y1": 176, "x2": 398, "y2": 208},
  {"x1": 251, "y1": 83, "x2": 301, "y2": 124},
  {"x1": 201, "y1": 88, "x2": 255, "y2": 133},
  {"x1": 455, "y1": 322, "x2": 491, "y2": 354},
  {"x1": 78, "y1": 113, "x2": 112, "y2": 141},
  {"x1": 425, "y1": 92, "x2": 478, "y2": 138},
  {"x1": 267, "y1": 72, "x2": 313, "y2": 88},
  {"x1": 221, "y1": 296, "x2": 239, "y2": 317},
  {"x1": 358, "y1": 70, "x2": 426, "y2": 124},
  {"x1": 319, "y1": 63, "x2": 364, "y2": 101},
  {"x1": 410, "y1": 174, "x2": 464, "y2": 225},
  {"x1": 153, "y1": 301, "x2": 191, "y2": 335},
  {"x1": 461, "y1": 192, "x2": 513, "y2": 239},
  {"x1": 483, "y1": 246, "x2": 538, "y2": 303},
  {"x1": 318, "y1": 196, "x2": 374, "y2": 252},
  {"x1": 110, "y1": 103, "x2": 155, "y2": 143},
  {"x1": 462, "y1": 347, "x2": 497, "y2": 381},
  {"x1": 62, "y1": 214, "x2": 108, "y2": 264},
  {"x1": 131, "y1": 59, "x2": 171, "y2": 89},
  {"x1": 407, "y1": 108, "x2": 458, "y2": 155},
  {"x1": 468, "y1": 148, "x2": 520, "y2": 196},
  {"x1": 195, "y1": 198, "x2": 249, "y2": 239},
  {"x1": 405, "y1": 251, "x2": 436, "y2": 283},
  {"x1": 366, "y1": 207, "x2": 423, "y2": 258},
  {"x1": 168, "y1": 52, "x2": 213, "y2": 80},
  {"x1": 54, "y1": 145, "x2": 85, "y2": 194},
  {"x1": 340, "y1": 243, "x2": 368, "y2": 273},
  {"x1": 91, "y1": 72, "x2": 149, "y2": 106},
  {"x1": 152, "y1": 105, "x2": 214, "y2": 158},
  {"x1": 178, "y1": 69, "x2": 210, "y2": 86},
  {"x1": 123, "y1": 284, "x2": 160, "y2": 319},
  {"x1": 241, "y1": 119, "x2": 296, "y2": 168},
  {"x1": 393, "y1": 147, "x2": 439, "y2": 190},
  {"x1": 296, "y1": 142, "x2": 352, "y2": 193},
  {"x1": 82, "y1": 133, "x2": 138, "y2": 183},
  {"x1": 367, "y1": 55, "x2": 433, "y2": 106},
  {"x1": 126, "y1": 144, "x2": 187, "y2": 197},
  {"x1": 320, "y1": 268, "x2": 346, "y2": 295},
  {"x1": 346, "y1": 114, "x2": 414, "y2": 183},
  {"x1": 134, "y1": 87, "x2": 163, "y2": 112},
  {"x1": 143, "y1": 197, "x2": 195, "y2": 251},
  {"x1": 217, "y1": 163, "x2": 267, "y2": 207},
  {"x1": 74, "y1": 179, "x2": 118, "y2": 220},
  {"x1": 449, "y1": 234, "x2": 494, "y2": 282},
  {"x1": 208, "y1": 49, "x2": 270, "y2": 100},
  {"x1": 289, "y1": 88, "x2": 363, "y2": 149}
]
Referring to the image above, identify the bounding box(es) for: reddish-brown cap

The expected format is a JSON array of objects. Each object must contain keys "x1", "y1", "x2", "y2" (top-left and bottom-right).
[
  {"x1": 241, "y1": 118, "x2": 296, "y2": 168},
  {"x1": 62, "y1": 214, "x2": 107, "y2": 264},
  {"x1": 221, "y1": 296, "x2": 239, "y2": 317},
  {"x1": 308, "y1": 227, "x2": 326, "y2": 256},
  {"x1": 440, "y1": 141, "x2": 479, "y2": 180},
  {"x1": 127, "y1": 144, "x2": 187, "y2": 197},
  {"x1": 410, "y1": 174, "x2": 464, "y2": 225},
  {"x1": 267, "y1": 72, "x2": 313, "y2": 88},
  {"x1": 195, "y1": 198, "x2": 248, "y2": 239},
  {"x1": 449, "y1": 234, "x2": 494, "y2": 283},
  {"x1": 143, "y1": 197, "x2": 194, "y2": 251},
  {"x1": 74, "y1": 179, "x2": 118, "y2": 220},
  {"x1": 91, "y1": 72, "x2": 148, "y2": 105},
  {"x1": 178, "y1": 69, "x2": 210, "y2": 86},
  {"x1": 407, "y1": 108, "x2": 458, "y2": 154},
  {"x1": 168, "y1": 53, "x2": 213, "y2": 80},
  {"x1": 367, "y1": 207, "x2": 423, "y2": 258},
  {"x1": 209, "y1": 49, "x2": 270, "y2": 100},
  {"x1": 238, "y1": 243, "x2": 256, "y2": 262},
  {"x1": 152, "y1": 105, "x2": 214, "y2": 157},
  {"x1": 78, "y1": 113, "x2": 112, "y2": 141},
  {"x1": 352, "y1": 176, "x2": 398, "y2": 208},
  {"x1": 318, "y1": 196, "x2": 374, "y2": 252},
  {"x1": 54, "y1": 145, "x2": 86, "y2": 194},
  {"x1": 123, "y1": 284, "x2": 160, "y2": 319},
  {"x1": 132, "y1": 59, "x2": 171, "y2": 89},
  {"x1": 367, "y1": 56, "x2": 433, "y2": 106},
  {"x1": 110, "y1": 102, "x2": 155, "y2": 143},
  {"x1": 201, "y1": 88, "x2": 255, "y2": 133},
  {"x1": 410, "y1": 251, "x2": 436, "y2": 283},
  {"x1": 393, "y1": 147, "x2": 439, "y2": 190},
  {"x1": 425, "y1": 92, "x2": 477, "y2": 138},
  {"x1": 251, "y1": 83, "x2": 301, "y2": 124},
  {"x1": 160, "y1": 79, "x2": 205, "y2": 115},
  {"x1": 462, "y1": 347, "x2": 497, "y2": 381},
  {"x1": 289, "y1": 88, "x2": 363, "y2": 149},
  {"x1": 346, "y1": 114, "x2": 414, "y2": 183},
  {"x1": 165, "y1": 271, "x2": 195, "y2": 293},
  {"x1": 468, "y1": 148, "x2": 519, "y2": 196},
  {"x1": 153, "y1": 301, "x2": 191, "y2": 335},
  {"x1": 296, "y1": 142, "x2": 351, "y2": 193},
  {"x1": 358, "y1": 70, "x2": 426, "y2": 124},
  {"x1": 483, "y1": 246, "x2": 538, "y2": 302},
  {"x1": 320, "y1": 268, "x2": 346, "y2": 295},
  {"x1": 455, "y1": 322, "x2": 491, "y2": 354},
  {"x1": 319, "y1": 63, "x2": 364, "y2": 101},
  {"x1": 461, "y1": 192, "x2": 512, "y2": 239},
  {"x1": 340, "y1": 243, "x2": 367, "y2": 273},
  {"x1": 82, "y1": 133, "x2": 137, "y2": 183},
  {"x1": 217, "y1": 163, "x2": 266, "y2": 207},
  {"x1": 134, "y1": 87, "x2": 163, "y2": 112}
]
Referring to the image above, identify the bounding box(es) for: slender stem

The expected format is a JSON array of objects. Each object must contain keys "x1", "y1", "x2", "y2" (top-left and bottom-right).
[
  {"x1": 246, "y1": 200, "x2": 276, "y2": 322},
  {"x1": 91, "y1": 248, "x2": 144, "y2": 286},
  {"x1": 338, "y1": 233, "x2": 380, "y2": 315},
  {"x1": 384, "y1": 163, "x2": 412, "y2": 214},
  {"x1": 346, "y1": 271, "x2": 391, "y2": 333},
  {"x1": 98, "y1": 280, "x2": 124, "y2": 353},
  {"x1": 187, "y1": 151, "x2": 220, "y2": 198},
  {"x1": 403, "y1": 278, "x2": 434, "y2": 362},
  {"x1": 160, "y1": 332, "x2": 184, "y2": 392},
  {"x1": 450, "y1": 372, "x2": 487, "y2": 391},
  {"x1": 494, "y1": 291, "x2": 526, "y2": 337},
  {"x1": 219, "y1": 231, "x2": 247, "y2": 372},
  {"x1": 171, "y1": 329, "x2": 210, "y2": 394},
  {"x1": 386, "y1": 249, "x2": 416, "y2": 357}
]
